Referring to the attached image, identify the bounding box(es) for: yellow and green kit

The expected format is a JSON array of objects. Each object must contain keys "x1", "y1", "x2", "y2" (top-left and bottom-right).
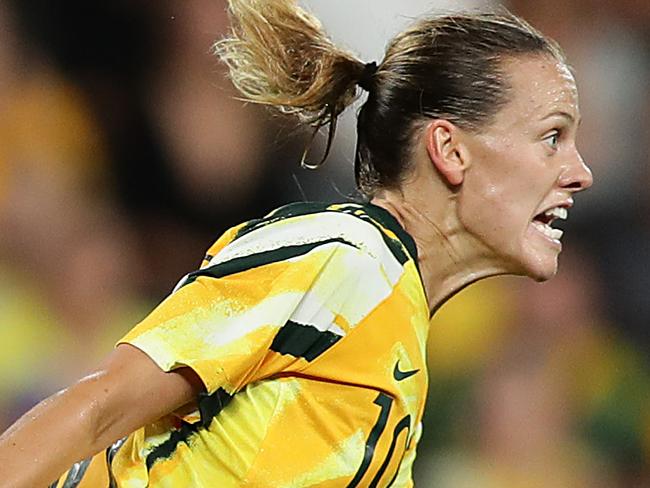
[{"x1": 52, "y1": 202, "x2": 430, "y2": 488}]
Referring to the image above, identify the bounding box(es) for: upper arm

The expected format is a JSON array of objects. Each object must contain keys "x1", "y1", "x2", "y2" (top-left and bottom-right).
[
  {"x1": 87, "y1": 343, "x2": 204, "y2": 446},
  {"x1": 0, "y1": 344, "x2": 205, "y2": 488}
]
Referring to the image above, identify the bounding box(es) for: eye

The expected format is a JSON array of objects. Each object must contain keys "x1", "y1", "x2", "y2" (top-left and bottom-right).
[{"x1": 543, "y1": 130, "x2": 560, "y2": 151}]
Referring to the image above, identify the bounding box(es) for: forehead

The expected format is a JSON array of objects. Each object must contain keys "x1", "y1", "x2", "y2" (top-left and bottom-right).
[{"x1": 495, "y1": 55, "x2": 579, "y2": 126}]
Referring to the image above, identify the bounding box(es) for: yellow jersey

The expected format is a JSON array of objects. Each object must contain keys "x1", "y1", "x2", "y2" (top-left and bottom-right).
[{"x1": 52, "y1": 202, "x2": 430, "y2": 487}]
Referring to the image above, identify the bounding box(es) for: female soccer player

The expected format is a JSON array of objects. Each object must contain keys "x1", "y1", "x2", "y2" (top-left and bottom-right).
[{"x1": 0, "y1": 1, "x2": 592, "y2": 486}]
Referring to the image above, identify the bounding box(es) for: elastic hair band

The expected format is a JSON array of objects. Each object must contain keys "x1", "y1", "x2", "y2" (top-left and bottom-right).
[{"x1": 358, "y1": 61, "x2": 378, "y2": 92}]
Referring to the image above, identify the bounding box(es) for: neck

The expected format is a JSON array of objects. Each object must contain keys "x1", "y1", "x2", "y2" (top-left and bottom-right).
[{"x1": 371, "y1": 191, "x2": 509, "y2": 316}]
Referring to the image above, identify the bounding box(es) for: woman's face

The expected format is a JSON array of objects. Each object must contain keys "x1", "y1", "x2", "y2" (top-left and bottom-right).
[{"x1": 458, "y1": 55, "x2": 593, "y2": 281}]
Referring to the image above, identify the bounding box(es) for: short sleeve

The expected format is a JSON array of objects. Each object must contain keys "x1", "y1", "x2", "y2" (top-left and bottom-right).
[{"x1": 117, "y1": 226, "x2": 392, "y2": 395}]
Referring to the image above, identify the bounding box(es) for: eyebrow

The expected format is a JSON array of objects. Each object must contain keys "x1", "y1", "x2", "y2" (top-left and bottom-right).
[{"x1": 541, "y1": 111, "x2": 581, "y2": 125}]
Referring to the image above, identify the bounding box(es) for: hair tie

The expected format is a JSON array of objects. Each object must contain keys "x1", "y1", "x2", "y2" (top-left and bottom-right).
[{"x1": 358, "y1": 61, "x2": 378, "y2": 92}]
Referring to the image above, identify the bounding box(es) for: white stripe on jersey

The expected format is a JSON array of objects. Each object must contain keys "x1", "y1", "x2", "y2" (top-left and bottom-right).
[
  {"x1": 290, "y1": 245, "x2": 394, "y2": 334},
  {"x1": 208, "y1": 211, "x2": 405, "y2": 288}
]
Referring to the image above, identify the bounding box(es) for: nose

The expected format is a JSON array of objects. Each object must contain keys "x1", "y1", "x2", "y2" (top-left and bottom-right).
[{"x1": 558, "y1": 150, "x2": 593, "y2": 191}]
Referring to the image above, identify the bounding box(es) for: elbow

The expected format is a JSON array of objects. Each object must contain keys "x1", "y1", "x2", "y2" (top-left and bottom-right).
[{"x1": 69, "y1": 371, "x2": 122, "y2": 453}]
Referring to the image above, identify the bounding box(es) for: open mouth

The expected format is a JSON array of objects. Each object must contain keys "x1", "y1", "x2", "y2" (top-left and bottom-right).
[{"x1": 531, "y1": 206, "x2": 567, "y2": 241}]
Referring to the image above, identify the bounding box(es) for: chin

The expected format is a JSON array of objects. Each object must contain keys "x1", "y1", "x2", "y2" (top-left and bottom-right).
[
  {"x1": 522, "y1": 254, "x2": 559, "y2": 282},
  {"x1": 511, "y1": 231, "x2": 563, "y2": 281}
]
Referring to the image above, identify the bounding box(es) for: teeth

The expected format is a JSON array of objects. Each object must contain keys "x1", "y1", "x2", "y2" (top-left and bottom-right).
[
  {"x1": 532, "y1": 221, "x2": 564, "y2": 241},
  {"x1": 544, "y1": 207, "x2": 568, "y2": 220}
]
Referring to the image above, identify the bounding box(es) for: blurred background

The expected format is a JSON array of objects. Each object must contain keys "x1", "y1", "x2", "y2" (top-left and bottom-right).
[{"x1": 0, "y1": 0, "x2": 648, "y2": 486}]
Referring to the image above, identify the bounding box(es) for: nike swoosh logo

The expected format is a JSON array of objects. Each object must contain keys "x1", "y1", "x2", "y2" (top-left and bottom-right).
[{"x1": 393, "y1": 361, "x2": 420, "y2": 381}]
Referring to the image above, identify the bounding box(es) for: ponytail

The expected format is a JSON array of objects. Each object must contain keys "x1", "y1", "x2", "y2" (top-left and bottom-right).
[
  {"x1": 217, "y1": 3, "x2": 560, "y2": 195},
  {"x1": 215, "y1": 0, "x2": 369, "y2": 167}
]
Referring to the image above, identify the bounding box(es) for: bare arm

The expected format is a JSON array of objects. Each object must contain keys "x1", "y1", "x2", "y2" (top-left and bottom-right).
[{"x1": 0, "y1": 343, "x2": 205, "y2": 488}]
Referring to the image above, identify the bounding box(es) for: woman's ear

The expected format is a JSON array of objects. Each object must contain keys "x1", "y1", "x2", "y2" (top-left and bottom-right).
[{"x1": 425, "y1": 120, "x2": 469, "y2": 186}]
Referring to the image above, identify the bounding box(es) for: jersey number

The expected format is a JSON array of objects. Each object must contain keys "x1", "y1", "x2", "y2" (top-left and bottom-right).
[{"x1": 347, "y1": 392, "x2": 411, "y2": 488}]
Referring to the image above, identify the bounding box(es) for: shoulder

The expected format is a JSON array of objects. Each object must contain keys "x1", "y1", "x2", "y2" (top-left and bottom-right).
[{"x1": 207, "y1": 202, "x2": 417, "y2": 271}]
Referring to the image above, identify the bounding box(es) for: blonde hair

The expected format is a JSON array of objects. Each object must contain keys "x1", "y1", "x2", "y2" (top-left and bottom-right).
[
  {"x1": 215, "y1": 0, "x2": 369, "y2": 166},
  {"x1": 216, "y1": 1, "x2": 565, "y2": 194}
]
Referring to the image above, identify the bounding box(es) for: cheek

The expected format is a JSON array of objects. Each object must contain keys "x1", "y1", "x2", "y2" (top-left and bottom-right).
[
  {"x1": 457, "y1": 151, "x2": 546, "y2": 255},
  {"x1": 460, "y1": 164, "x2": 531, "y2": 233}
]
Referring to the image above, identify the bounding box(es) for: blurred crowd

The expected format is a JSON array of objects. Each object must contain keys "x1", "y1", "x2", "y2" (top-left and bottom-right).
[{"x1": 0, "y1": 1, "x2": 648, "y2": 486}]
